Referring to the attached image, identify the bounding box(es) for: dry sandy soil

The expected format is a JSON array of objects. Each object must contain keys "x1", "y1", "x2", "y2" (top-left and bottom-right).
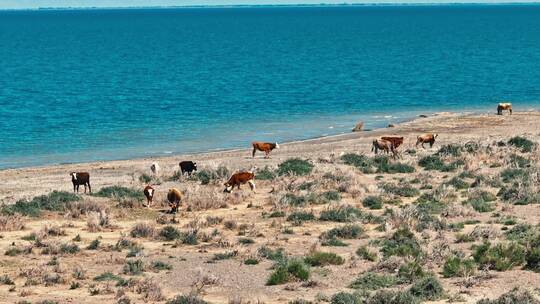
[{"x1": 1, "y1": 111, "x2": 540, "y2": 304}]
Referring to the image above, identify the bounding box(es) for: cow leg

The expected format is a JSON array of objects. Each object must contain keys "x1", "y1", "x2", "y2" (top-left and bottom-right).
[
  {"x1": 248, "y1": 180, "x2": 256, "y2": 191},
  {"x1": 252, "y1": 148, "x2": 257, "y2": 158},
  {"x1": 429, "y1": 141, "x2": 434, "y2": 148},
  {"x1": 87, "y1": 182, "x2": 91, "y2": 194},
  {"x1": 76, "y1": 184, "x2": 79, "y2": 193},
  {"x1": 510, "y1": 108, "x2": 512, "y2": 115},
  {"x1": 73, "y1": 183, "x2": 76, "y2": 193},
  {"x1": 265, "y1": 151, "x2": 270, "y2": 159}
]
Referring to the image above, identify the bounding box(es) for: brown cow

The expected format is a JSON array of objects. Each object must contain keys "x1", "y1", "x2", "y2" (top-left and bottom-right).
[
  {"x1": 224, "y1": 171, "x2": 255, "y2": 193},
  {"x1": 167, "y1": 188, "x2": 183, "y2": 213},
  {"x1": 371, "y1": 139, "x2": 394, "y2": 155},
  {"x1": 497, "y1": 103, "x2": 512, "y2": 115},
  {"x1": 70, "y1": 172, "x2": 91, "y2": 193},
  {"x1": 252, "y1": 142, "x2": 279, "y2": 158},
  {"x1": 381, "y1": 136, "x2": 404, "y2": 149},
  {"x1": 416, "y1": 133, "x2": 438, "y2": 148},
  {"x1": 143, "y1": 185, "x2": 155, "y2": 208}
]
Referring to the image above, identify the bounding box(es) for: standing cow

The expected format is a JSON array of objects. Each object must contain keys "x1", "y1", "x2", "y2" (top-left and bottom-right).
[
  {"x1": 179, "y1": 161, "x2": 198, "y2": 176},
  {"x1": 252, "y1": 142, "x2": 279, "y2": 158},
  {"x1": 70, "y1": 172, "x2": 91, "y2": 193},
  {"x1": 371, "y1": 139, "x2": 394, "y2": 156},
  {"x1": 143, "y1": 185, "x2": 155, "y2": 208},
  {"x1": 167, "y1": 188, "x2": 183, "y2": 213},
  {"x1": 497, "y1": 103, "x2": 512, "y2": 115},
  {"x1": 150, "y1": 162, "x2": 160, "y2": 175},
  {"x1": 224, "y1": 171, "x2": 256, "y2": 193},
  {"x1": 416, "y1": 133, "x2": 438, "y2": 149}
]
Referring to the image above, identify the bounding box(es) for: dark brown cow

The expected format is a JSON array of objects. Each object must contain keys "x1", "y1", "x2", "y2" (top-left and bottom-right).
[
  {"x1": 381, "y1": 136, "x2": 404, "y2": 149},
  {"x1": 70, "y1": 172, "x2": 91, "y2": 193},
  {"x1": 252, "y1": 142, "x2": 279, "y2": 158},
  {"x1": 167, "y1": 188, "x2": 182, "y2": 213},
  {"x1": 143, "y1": 185, "x2": 155, "y2": 208},
  {"x1": 416, "y1": 133, "x2": 438, "y2": 148},
  {"x1": 497, "y1": 103, "x2": 512, "y2": 115},
  {"x1": 224, "y1": 171, "x2": 255, "y2": 193}
]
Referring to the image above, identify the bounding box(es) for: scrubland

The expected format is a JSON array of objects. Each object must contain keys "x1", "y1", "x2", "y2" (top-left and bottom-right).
[{"x1": 1, "y1": 112, "x2": 540, "y2": 304}]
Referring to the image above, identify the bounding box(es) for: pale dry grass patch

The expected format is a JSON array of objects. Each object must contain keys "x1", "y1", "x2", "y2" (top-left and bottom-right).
[
  {"x1": 0, "y1": 214, "x2": 25, "y2": 231},
  {"x1": 185, "y1": 184, "x2": 228, "y2": 211},
  {"x1": 86, "y1": 209, "x2": 113, "y2": 232}
]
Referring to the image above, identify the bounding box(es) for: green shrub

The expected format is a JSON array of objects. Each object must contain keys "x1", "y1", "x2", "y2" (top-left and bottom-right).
[
  {"x1": 0, "y1": 275, "x2": 14, "y2": 285},
  {"x1": 304, "y1": 251, "x2": 344, "y2": 266},
  {"x1": 350, "y1": 272, "x2": 398, "y2": 290},
  {"x1": 341, "y1": 153, "x2": 373, "y2": 173},
  {"x1": 60, "y1": 243, "x2": 80, "y2": 254},
  {"x1": 321, "y1": 237, "x2": 349, "y2": 247},
  {"x1": 123, "y1": 259, "x2": 145, "y2": 275},
  {"x1": 501, "y1": 168, "x2": 527, "y2": 183},
  {"x1": 94, "y1": 272, "x2": 123, "y2": 282},
  {"x1": 445, "y1": 177, "x2": 469, "y2": 189},
  {"x1": 130, "y1": 222, "x2": 155, "y2": 238},
  {"x1": 321, "y1": 190, "x2": 341, "y2": 202},
  {"x1": 321, "y1": 224, "x2": 364, "y2": 239},
  {"x1": 277, "y1": 159, "x2": 314, "y2": 176},
  {"x1": 372, "y1": 156, "x2": 415, "y2": 174},
  {"x1": 476, "y1": 287, "x2": 539, "y2": 304},
  {"x1": 255, "y1": 166, "x2": 276, "y2": 180},
  {"x1": 437, "y1": 144, "x2": 462, "y2": 157},
  {"x1": 194, "y1": 166, "x2": 229, "y2": 185},
  {"x1": 442, "y1": 255, "x2": 475, "y2": 277},
  {"x1": 93, "y1": 186, "x2": 144, "y2": 201},
  {"x1": 267, "y1": 259, "x2": 310, "y2": 285},
  {"x1": 408, "y1": 276, "x2": 444, "y2": 300},
  {"x1": 279, "y1": 193, "x2": 317, "y2": 207},
  {"x1": 210, "y1": 251, "x2": 237, "y2": 262},
  {"x1": 151, "y1": 261, "x2": 172, "y2": 271},
  {"x1": 508, "y1": 136, "x2": 536, "y2": 153},
  {"x1": 287, "y1": 211, "x2": 315, "y2": 223},
  {"x1": 356, "y1": 246, "x2": 377, "y2": 261},
  {"x1": 159, "y1": 226, "x2": 182, "y2": 241},
  {"x1": 238, "y1": 237, "x2": 255, "y2": 245},
  {"x1": 398, "y1": 260, "x2": 426, "y2": 283},
  {"x1": 380, "y1": 183, "x2": 420, "y2": 197},
  {"x1": 472, "y1": 242, "x2": 526, "y2": 271},
  {"x1": 244, "y1": 258, "x2": 259, "y2": 265},
  {"x1": 363, "y1": 196, "x2": 383, "y2": 210},
  {"x1": 166, "y1": 294, "x2": 208, "y2": 304},
  {"x1": 418, "y1": 155, "x2": 463, "y2": 172},
  {"x1": 258, "y1": 246, "x2": 286, "y2": 261},
  {"x1": 2, "y1": 191, "x2": 80, "y2": 217},
  {"x1": 468, "y1": 198, "x2": 495, "y2": 213},
  {"x1": 139, "y1": 173, "x2": 152, "y2": 184},
  {"x1": 86, "y1": 238, "x2": 100, "y2": 250},
  {"x1": 508, "y1": 153, "x2": 531, "y2": 168},
  {"x1": 367, "y1": 290, "x2": 419, "y2": 304},
  {"x1": 381, "y1": 228, "x2": 422, "y2": 258},
  {"x1": 319, "y1": 205, "x2": 363, "y2": 222},
  {"x1": 331, "y1": 292, "x2": 362, "y2": 304}
]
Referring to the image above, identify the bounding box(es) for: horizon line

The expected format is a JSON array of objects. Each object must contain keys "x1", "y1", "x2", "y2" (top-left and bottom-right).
[{"x1": 2, "y1": 2, "x2": 540, "y2": 11}]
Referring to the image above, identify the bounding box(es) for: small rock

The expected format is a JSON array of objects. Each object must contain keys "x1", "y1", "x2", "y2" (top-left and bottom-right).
[
  {"x1": 352, "y1": 121, "x2": 364, "y2": 132},
  {"x1": 419, "y1": 114, "x2": 428, "y2": 118},
  {"x1": 388, "y1": 123, "x2": 396, "y2": 128}
]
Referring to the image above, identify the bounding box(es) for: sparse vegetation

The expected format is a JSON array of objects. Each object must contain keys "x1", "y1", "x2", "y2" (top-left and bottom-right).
[
  {"x1": 304, "y1": 251, "x2": 344, "y2": 266},
  {"x1": 2, "y1": 191, "x2": 80, "y2": 217},
  {"x1": 93, "y1": 186, "x2": 144, "y2": 201},
  {"x1": 267, "y1": 258, "x2": 310, "y2": 285},
  {"x1": 277, "y1": 158, "x2": 314, "y2": 176}
]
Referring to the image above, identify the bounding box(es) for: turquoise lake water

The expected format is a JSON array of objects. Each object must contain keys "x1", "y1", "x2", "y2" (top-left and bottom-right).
[{"x1": 1, "y1": 5, "x2": 540, "y2": 168}]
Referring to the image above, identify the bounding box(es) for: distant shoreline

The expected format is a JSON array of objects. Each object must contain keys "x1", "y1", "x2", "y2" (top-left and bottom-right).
[{"x1": 2, "y1": 2, "x2": 540, "y2": 12}]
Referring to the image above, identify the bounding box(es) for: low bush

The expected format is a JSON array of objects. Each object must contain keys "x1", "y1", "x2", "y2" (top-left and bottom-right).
[
  {"x1": 255, "y1": 166, "x2": 276, "y2": 180},
  {"x1": 321, "y1": 224, "x2": 364, "y2": 240},
  {"x1": 380, "y1": 183, "x2": 420, "y2": 197},
  {"x1": 277, "y1": 159, "x2": 314, "y2": 176},
  {"x1": 331, "y1": 292, "x2": 363, "y2": 304},
  {"x1": 418, "y1": 155, "x2": 463, "y2": 172},
  {"x1": 2, "y1": 191, "x2": 80, "y2": 217},
  {"x1": 158, "y1": 225, "x2": 182, "y2": 241},
  {"x1": 93, "y1": 186, "x2": 144, "y2": 201},
  {"x1": 304, "y1": 251, "x2": 344, "y2": 266},
  {"x1": 472, "y1": 242, "x2": 526, "y2": 271},
  {"x1": 319, "y1": 205, "x2": 363, "y2": 222},
  {"x1": 408, "y1": 276, "x2": 444, "y2": 301},
  {"x1": 508, "y1": 136, "x2": 536, "y2": 153},
  {"x1": 362, "y1": 196, "x2": 383, "y2": 210},
  {"x1": 367, "y1": 290, "x2": 419, "y2": 304},
  {"x1": 279, "y1": 193, "x2": 317, "y2": 207},
  {"x1": 356, "y1": 246, "x2": 377, "y2": 261},
  {"x1": 151, "y1": 261, "x2": 172, "y2": 271},
  {"x1": 349, "y1": 272, "x2": 398, "y2": 290},
  {"x1": 321, "y1": 237, "x2": 349, "y2": 247},
  {"x1": 267, "y1": 259, "x2": 310, "y2": 285},
  {"x1": 166, "y1": 294, "x2": 208, "y2": 304},
  {"x1": 258, "y1": 246, "x2": 286, "y2": 261},
  {"x1": 381, "y1": 228, "x2": 422, "y2": 258},
  {"x1": 501, "y1": 168, "x2": 528, "y2": 183},
  {"x1": 398, "y1": 260, "x2": 426, "y2": 283},
  {"x1": 130, "y1": 222, "x2": 156, "y2": 238},
  {"x1": 194, "y1": 166, "x2": 229, "y2": 185},
  {"x1": 123, "y1": 259, "x2": 145, "y2": 275},
  {"x1": 437, "y1": 144, "x2": 462, "y2": 157},
  {"x1": 287, "y1": 211, "x2": 315, "y2": 223},
  {"x1": 445, "y1": 177, "x2": 469, "y2": 189},
  {"x1": 476, "y1": 287, "x2": 539, "y2": 304},
  {"x1": 442, "y1": 255, "x2": 476, "y2": 277}
]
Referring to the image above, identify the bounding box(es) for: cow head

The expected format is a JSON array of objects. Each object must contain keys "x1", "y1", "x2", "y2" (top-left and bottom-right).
[
  {"x1": 434, "y1": 134, "x2": 439, "y2": 139},
  {"x1": 275, "y1": 143, "x2": 280, "y2": 149},
  {"x1": 223, "y1": 183, "x2": 233, "y2": 193},
  {"x1": 193, "y1": 162, "x2": 198, "y2": 171},
  {"x1": 70, "y1": 172, "x2": 77, "y2": 181}
]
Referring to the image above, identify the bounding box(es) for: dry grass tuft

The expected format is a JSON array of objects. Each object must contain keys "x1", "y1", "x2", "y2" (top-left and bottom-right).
[{"x1": 0, "y1": 214, "x2": 25, "y2": 231}]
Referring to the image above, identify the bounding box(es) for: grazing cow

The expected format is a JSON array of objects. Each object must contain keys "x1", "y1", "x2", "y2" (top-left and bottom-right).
[
  {"x1": 224, "y1": 171, "x2": 255, "y2": 193},
  {"x1": 150, "y1": 162, "x2": 160, "y2": 175},
  {"x1": 70, "y1": 172, "x2": 91, "y2": 193},
  {"x1": 416, "y1": 133, "x2": 438, "y2": 148},
  {"x1": 179, "y1": 161, "x2": 197, "y2": 176},
  {"x1": 252, "y1": 142, "x2": 279, "y2": 158},
  {"x1": 167, "y1": 188, "x2": 183, "y2": 213},
  {"x1": 381, "y1": 136, "x2": 404, "y2": 149},
  {"x1": 143, "y1": 185, "x2": 155, "y2": 208},
  {"x1": 497, "y1": 103, "x2": 512, "y2": 115}
]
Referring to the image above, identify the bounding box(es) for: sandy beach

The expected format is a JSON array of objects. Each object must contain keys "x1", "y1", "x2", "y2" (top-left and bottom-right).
[{"x1": 1, "y1": 111, "x2": 540, "y2": 303}]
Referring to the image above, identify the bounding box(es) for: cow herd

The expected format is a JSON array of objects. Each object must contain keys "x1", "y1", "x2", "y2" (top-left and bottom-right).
[{"x1": 68, "y1": 102, "x2": 514, "y2": 214}]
